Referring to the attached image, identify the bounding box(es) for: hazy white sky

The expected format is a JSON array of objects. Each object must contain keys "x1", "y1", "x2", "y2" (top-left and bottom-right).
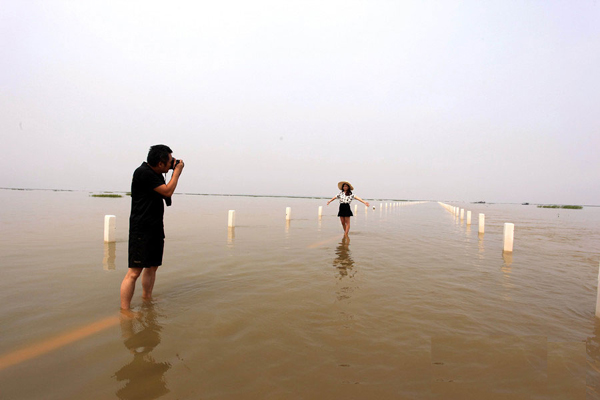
[{"x1": 2, "y1": 1, "x2": 599, "y2": 204}]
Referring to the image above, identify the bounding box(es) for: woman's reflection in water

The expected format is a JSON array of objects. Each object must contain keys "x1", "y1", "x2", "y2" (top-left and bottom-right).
[
  {"x1": 114, "y1": 301, "x2": 171, "y2": 400},
  {"x1": 333, "y1": 236, "x2": 355, "y2": 279}
]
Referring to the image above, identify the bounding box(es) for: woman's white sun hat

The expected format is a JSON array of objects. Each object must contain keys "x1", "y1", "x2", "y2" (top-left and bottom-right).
[{"x1": 338, "y1": 181, "x2": 354, "y2": 190}]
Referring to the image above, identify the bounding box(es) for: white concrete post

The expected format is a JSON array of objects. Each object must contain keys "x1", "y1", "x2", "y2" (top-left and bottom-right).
[
  {"x1": 460, "y1": 209, "x2": 464, "y2": 220},
  {"x1": 318, "y1": 206, "x2": 323, "y2": 218},
  {"x1": 354, "y1": 204, "x2": 358, "y2": 214},
  {"x1": 479, "y1": 214, "x2": 485, "y2": 234},
  {"x1": 228, "y1": 210, "x2": 235, "y2": 228},
  {"x1": 286, "y1": 207, "x2": 291, "y2": 220},
  {"x1": 104, "y1": 215, "x2": 116, "y2": 243},
  {"x1": 466, "y1": 211, "x2": 471, "y2": 225},
  {"x1": 596, "y1": 260, "x2": 600, "y2": 318},
  {"x1": 503, "y1": 223, "x2": 514, "y2": 252}
]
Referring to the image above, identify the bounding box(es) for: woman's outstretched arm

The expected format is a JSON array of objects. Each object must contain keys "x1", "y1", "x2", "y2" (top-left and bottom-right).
[
  {"x1": 355, "y1": 196, "x2": 370, "y2": 207},
  {"x1": 326, "y1": 196, "x2": 338, "y2": 205}
]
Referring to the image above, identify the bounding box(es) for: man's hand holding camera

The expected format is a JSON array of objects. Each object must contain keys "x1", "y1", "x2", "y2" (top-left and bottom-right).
[
  {"x1": 171, "y1": 158, "x2": 185, "y2": 175},
  {"x1": 151, "y1": 155, "x2": 185, "y2": 199}
]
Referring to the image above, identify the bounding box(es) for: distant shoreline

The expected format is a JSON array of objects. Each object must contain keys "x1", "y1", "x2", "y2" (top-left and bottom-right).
[{"x1": 0, "y1": 187, "x2": 597, "y2": 207}]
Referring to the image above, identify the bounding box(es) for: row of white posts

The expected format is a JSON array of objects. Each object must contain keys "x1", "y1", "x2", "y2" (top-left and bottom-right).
[
  {"x1": 228, "y1": 205, "x2": 356, "y2": 228},
  {"x1": 105, "y1": 208, "x2": 600, "y2": 317},
  {"x1": 225, "y1": 203, "x2": 426, "y2": 228},
  {"x1": 438, "y1": 202, "x2": 514, "y2": 252},
  {"x1": 440, "y1": 203, "x2": 600, "y2": 318},
  {"x1": 105, "y1": 202, "x2": 426, "y2": 238}
]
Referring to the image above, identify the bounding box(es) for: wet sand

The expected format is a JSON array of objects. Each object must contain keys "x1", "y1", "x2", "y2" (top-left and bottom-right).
[{"x1": 0, "y1": 190, "x2": 599, "y2": 399}]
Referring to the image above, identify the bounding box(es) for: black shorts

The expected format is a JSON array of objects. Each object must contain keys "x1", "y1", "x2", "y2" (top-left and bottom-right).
[
  {"x1": 128, "y1": 232, "x2": 164, "y2": 268},
  {"x1": 338, "y1": 203, "x2": 353, "y2": 217}
]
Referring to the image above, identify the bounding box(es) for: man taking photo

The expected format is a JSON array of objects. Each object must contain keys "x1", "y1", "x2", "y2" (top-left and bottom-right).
[{"x1": 120, "y1": 144, "x2": 184, "y2": 310}]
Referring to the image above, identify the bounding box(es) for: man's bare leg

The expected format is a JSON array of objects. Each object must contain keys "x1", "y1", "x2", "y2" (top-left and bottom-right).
[
  {"x1": 142, "y1": 266, "x2": 159, "y2": 300},
  {"x1": 120, "y1": 268, "x2": 143, "y2": 310}
]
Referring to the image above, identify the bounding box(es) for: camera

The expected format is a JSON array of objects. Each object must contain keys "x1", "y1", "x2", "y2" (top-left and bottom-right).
[{"x1": 170, "y1": 158, "x2": 180, "y2": 169}]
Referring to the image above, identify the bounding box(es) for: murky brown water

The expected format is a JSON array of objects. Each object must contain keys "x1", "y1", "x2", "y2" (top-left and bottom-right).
[{"x1": 1, "y1": 189, "x2": 599, "y2": 399}]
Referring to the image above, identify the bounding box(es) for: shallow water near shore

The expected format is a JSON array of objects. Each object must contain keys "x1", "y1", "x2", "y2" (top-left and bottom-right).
[{"x1": 1, "y1": 189, "x2": 600, "y2": 399}]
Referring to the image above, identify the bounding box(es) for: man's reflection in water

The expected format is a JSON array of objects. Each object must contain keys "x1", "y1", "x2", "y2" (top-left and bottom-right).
[
  {"x1": 114, "y1": 302, "x2": 171, "y2": 400},
  {"x1": 333, "y1": 236, "x2": 355, "y2": 279}
]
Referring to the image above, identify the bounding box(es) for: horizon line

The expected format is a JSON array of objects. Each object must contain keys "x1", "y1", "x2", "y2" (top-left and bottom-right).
[{"x1": 0, "y1": 187, "x2": 597, "y2": 207}]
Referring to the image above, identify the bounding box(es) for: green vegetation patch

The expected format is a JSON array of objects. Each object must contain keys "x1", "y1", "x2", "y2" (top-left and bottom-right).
[
  {"x1": 91, "y1": 193, "x2": 123, "y2": 198},
  {"x1": 537, "y1": 205, "x2": 582, "y2": 209}
]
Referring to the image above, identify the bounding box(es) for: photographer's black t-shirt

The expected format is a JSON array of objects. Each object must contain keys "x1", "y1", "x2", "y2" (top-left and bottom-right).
[{"x1": 129, "y1": 163, "x2": 167, "y2": 237}]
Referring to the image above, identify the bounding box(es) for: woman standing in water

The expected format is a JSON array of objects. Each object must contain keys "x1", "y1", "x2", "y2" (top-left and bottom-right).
[{"x1": 327, "y1": 181, "x2": 370, "y2": 236}]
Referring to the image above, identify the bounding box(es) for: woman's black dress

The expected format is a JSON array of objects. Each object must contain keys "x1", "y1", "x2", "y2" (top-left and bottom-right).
[{"x1": 338, "y1": 203, "x2": 353, "y2": 217}]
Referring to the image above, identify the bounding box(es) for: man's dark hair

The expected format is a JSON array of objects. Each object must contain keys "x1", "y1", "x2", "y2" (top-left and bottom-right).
[{"x1": 147, "y1": 144, "x2": 172, "y2": 167}]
